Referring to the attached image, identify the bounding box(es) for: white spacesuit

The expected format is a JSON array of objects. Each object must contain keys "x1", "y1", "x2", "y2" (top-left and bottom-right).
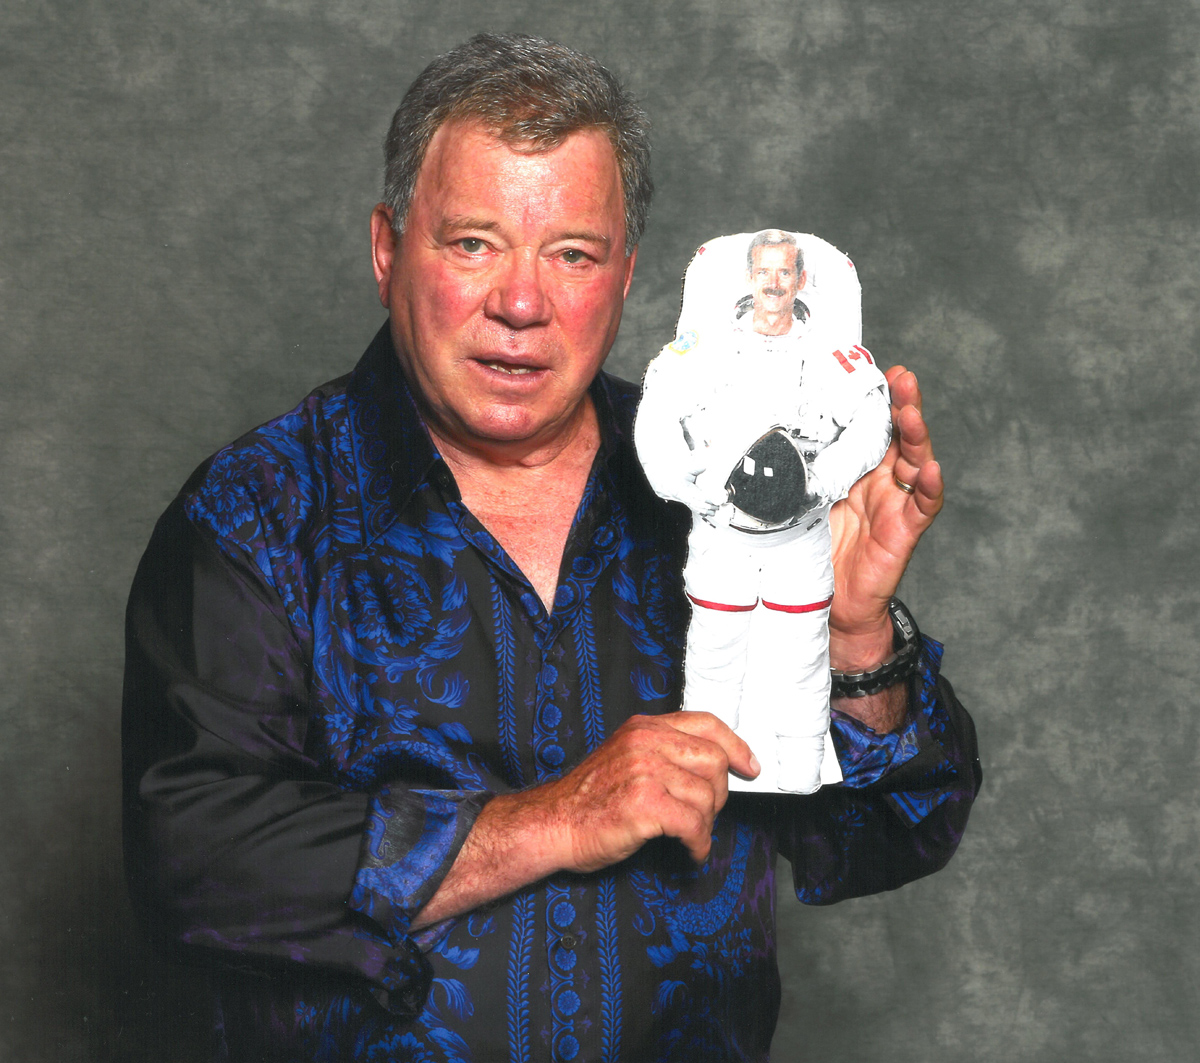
[{"x1": 635, "y1": 231, "x2": 892, "y2": 793}]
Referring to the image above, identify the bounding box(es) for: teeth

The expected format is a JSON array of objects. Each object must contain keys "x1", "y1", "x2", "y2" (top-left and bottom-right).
[{"x1": 485, "y1": 362, "x2": 535, "y2": 375}]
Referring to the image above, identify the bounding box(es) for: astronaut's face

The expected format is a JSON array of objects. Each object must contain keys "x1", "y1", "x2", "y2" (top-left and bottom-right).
[{"x1": 749, "y1": 243, "x2": 804, "y2": 327}]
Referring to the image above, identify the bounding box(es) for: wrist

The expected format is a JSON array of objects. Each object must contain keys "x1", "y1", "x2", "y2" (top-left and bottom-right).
[
  {"x1": 829, "y1": 598, "x2": 921, "y2": 701},
  {"x1": 828, "y1": 615, "x2": 894, "y2": 672},
  {"x1": 481, "y1": 789, "x2": 573, "y2": 882}
]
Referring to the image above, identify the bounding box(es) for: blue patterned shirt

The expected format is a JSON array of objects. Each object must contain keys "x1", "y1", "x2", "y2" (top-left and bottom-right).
[{"x1": 123, "y1": 325, "x2": 981, "y2": 1062}]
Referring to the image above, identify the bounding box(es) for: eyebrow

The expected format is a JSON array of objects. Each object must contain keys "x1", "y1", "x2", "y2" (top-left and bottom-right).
[
  {"x1": 437, "y1": 215, "x2": 612, "y2": 250},
  {"x1": 555, "y1": 229, "x2": 612, "y2": 249},
  {"x1": 437, "y1": 215, "x2": 502, "y2": 239}
]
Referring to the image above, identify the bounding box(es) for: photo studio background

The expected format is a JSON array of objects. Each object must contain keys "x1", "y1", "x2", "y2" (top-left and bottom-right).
[{"x1": 3, "y1": 1, "x2": 1197, "y2": 1058}]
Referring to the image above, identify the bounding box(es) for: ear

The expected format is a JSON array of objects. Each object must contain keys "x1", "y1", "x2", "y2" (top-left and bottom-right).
[
  {"x1": 622, "y1": 245, "x2": 638, "y2": 300},
  {"x1": 370, "y1": 204, "x2": 398, "y2": 308},
  {"x1": 797, "y1": 269, "x2": 808, "y2": 290}
]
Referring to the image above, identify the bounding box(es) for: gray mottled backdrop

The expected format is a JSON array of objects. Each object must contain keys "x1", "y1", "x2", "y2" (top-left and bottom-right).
[{"x1": 3, "y1": 1, "x2": 1197, "y2": 1059}]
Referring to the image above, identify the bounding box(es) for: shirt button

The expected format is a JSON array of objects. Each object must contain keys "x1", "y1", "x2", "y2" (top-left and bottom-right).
[{"x1": 557, "y1": 933, "x2": 579, "y2": 951}]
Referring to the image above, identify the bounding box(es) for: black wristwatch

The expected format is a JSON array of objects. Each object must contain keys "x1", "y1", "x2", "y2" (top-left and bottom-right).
[{"x1": 830, "y1": 597, "x2": 921, "y2": 699}]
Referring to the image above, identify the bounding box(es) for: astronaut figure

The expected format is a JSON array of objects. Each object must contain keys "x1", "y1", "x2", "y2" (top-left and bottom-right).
[{"x1": 635, "y1": 230, "x2": 892, "y2": 793}]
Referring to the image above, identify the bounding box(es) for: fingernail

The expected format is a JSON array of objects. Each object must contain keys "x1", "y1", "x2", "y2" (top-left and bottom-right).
[{"x1": 749, "y1": 753, "x2": 761, "y2": 776}]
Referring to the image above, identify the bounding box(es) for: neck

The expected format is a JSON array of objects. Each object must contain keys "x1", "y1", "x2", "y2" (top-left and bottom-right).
[
  {"x1": 752, "y1": 309, "x2": 792, "y2": 336},
  {"x1": 427, "y1": 398, "x2": 602, "y2": 612}
]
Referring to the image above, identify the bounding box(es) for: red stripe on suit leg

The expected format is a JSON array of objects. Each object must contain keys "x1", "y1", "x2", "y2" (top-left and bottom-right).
[
  {"x1": 686, "y1": 593, "x2": 759, "y2": 612},
  {"x1": 760, "y1": 595, "x2": 834, "y2": 614}
]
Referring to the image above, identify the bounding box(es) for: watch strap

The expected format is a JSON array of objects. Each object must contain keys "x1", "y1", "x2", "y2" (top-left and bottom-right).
[{"x1": 830, "y1": 597, "x2": 921, "y2": 699}]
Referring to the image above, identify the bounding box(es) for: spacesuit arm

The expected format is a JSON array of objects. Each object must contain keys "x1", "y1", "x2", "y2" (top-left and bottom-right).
[
  {"x1": 634, "y1": 352, "x2": 727, "y2": 514},
  {"x1": 808, "y1": 385, "x2": 891, "y2": 503}
]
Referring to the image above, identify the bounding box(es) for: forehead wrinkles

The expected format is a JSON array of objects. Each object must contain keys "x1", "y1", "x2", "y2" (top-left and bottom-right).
[{"x1": 414, "y1": 120, "x2": 623, "y2": 240}]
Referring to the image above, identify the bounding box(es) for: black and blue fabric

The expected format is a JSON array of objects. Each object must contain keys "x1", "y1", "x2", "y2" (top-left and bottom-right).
[{"x1": 123, "y1": 325, "x2": 982, "y2": 1063}]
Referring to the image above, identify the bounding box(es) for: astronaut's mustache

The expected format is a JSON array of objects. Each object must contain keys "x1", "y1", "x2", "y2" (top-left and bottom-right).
[{"x1": 762, "y1": 287, "x2": 786, "y2": 298}]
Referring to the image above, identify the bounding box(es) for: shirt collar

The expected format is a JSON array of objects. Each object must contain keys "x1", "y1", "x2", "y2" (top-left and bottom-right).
[
  {"x1": 347, "y1": 324, "x2": 438, "y2": 543},
  {"x1": 347, "y1": 323, "x2": 638, "y2": 544}
]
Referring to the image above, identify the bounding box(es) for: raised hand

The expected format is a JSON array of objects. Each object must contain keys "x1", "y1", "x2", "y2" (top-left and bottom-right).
[{"x1": 828, "y1": 365, "x2": 944, "y2": 668}]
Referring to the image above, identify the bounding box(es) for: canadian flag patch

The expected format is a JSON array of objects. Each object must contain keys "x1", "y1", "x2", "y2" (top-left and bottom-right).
[{"x1": 832, "y1": 345, "x2": 874, "y2": 372}]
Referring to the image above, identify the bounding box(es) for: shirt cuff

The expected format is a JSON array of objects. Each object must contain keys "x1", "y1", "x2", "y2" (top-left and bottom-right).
[
  {"x1": 348, "y1": 787, "x2": 491, "y2": 945},
  {"x1": 830, "y1": 636, "x2": 960, "y2": 827}
]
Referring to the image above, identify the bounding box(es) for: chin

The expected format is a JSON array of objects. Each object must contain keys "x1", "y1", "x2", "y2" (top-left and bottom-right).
[{"x1": 464, "y1": 405, "x2": 554, "y2": 444}]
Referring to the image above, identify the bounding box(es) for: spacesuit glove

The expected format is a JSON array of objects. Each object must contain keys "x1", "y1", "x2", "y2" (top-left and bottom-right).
[
  {"x1": 680, "y1": 483, "x2": 732, "y2": 521},
  {"x1": 639, "y1": 466, "x2": 724, "y2": 518},
  {"x1": 694, "y1": 466, "x2": 731, "y2": 504},
  {"x1": 686, "y1": 466, "x2": 731, "y2": 519},
  {"x1": 703, "y1": 502, "x2": 736, "y2": 528}
]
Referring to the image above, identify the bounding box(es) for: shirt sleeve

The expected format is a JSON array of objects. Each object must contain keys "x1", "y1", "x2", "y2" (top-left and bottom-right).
[
  {"x1": 777, "y1": 637, "x2": 982, "y2": 904},
  {"x1": 122, "y1": 499, "x2": 488, "y2": 1018}
]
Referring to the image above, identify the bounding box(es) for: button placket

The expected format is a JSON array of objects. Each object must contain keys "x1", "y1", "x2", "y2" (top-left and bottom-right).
[
  {"x1": 532, "y1": 652, "x2": 564, "y2": 779},
  {"x1": 546, "y1": 882, "x2": 585, "y2": 1062}
]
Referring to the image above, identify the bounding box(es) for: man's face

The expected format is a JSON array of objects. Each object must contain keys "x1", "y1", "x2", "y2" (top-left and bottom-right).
[
  {"x1": 749, "y1": 243, "x2": 803, "y2": 324},
  {"x1": 371, "y1": 119, "x2": 635, "y2": 455}
]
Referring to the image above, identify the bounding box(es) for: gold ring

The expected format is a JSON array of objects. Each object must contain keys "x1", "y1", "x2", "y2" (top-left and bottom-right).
[{"x1": 893, "y1": 475, "x2": 915, "y2": 495}]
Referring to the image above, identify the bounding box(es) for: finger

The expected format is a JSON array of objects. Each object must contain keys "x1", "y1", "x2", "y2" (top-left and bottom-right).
[
  {"x1": 656, "y1": 711, "x2": 760, "y2": 778},
  {"x1": 894, "y1": 404, "x2": 934, "y2": 476},
  {"x1": 655, "y1": 727, "x2": 741, "y2": 799},
  {"x1": 895, "y1": 402, "x2": 929, "y2": 446},
  {"x1": 671, "y1": 806, "x2": 713, "y2": 863},
  {"x1": 614, "y1": 762, "x2": 717, "y2": 863},
  {"x1": 608, "y1": 718, "x2": 740, "y2": 799},
  {"x1": 913, "y1": 460, "x2": 944, "y2": 519},
  {"x1": 657, "y1": 769, "x2": 719, "y2": 863},
  {"x1": 650, "y1": 726, "x2": 734, "y2": 808},
  {"x1": 885, "y1": 367, "x2": 923, "y2": 414}
]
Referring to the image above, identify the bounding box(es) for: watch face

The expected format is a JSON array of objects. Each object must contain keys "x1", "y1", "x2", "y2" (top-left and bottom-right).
[{"x1": 725, "y1": 428, "x2": 809, "y2": 527}]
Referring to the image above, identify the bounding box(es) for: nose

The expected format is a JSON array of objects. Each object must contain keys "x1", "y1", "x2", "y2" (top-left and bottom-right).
[{"x1": 485, "y1": 248, "x2": 551, "y2": 329}]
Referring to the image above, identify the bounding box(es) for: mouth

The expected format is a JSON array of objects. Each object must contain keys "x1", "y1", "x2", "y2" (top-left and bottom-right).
[{"x1": 479, "y1": 360, "x2": 540, "y2": 375}]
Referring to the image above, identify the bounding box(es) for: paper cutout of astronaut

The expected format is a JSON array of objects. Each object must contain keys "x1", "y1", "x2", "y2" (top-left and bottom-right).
[{"x1": 635, "y1": 230, "x2": 892, "y2": 794}]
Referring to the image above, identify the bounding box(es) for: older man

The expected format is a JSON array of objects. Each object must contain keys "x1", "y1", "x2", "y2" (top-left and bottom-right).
[{"x1": 124, "y1": 33, "x2": 980, "y2": 1062}]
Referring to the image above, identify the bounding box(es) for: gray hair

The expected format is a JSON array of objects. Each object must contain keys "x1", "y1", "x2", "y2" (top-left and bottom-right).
[
  {"x1": 746, "y1": 229, "x2": 804, "y2": 275},
  {"x1": 383, "y1": 33, "x2": 653, "y2": 253}
]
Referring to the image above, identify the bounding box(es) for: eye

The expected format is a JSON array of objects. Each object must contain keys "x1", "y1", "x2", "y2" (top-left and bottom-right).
[
  {"x1": 457, "y1": 237, "x2": 486, "y2": 254},
  {"x1": 560, "y1": 248, "x2": 589, "y2": 264}
]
